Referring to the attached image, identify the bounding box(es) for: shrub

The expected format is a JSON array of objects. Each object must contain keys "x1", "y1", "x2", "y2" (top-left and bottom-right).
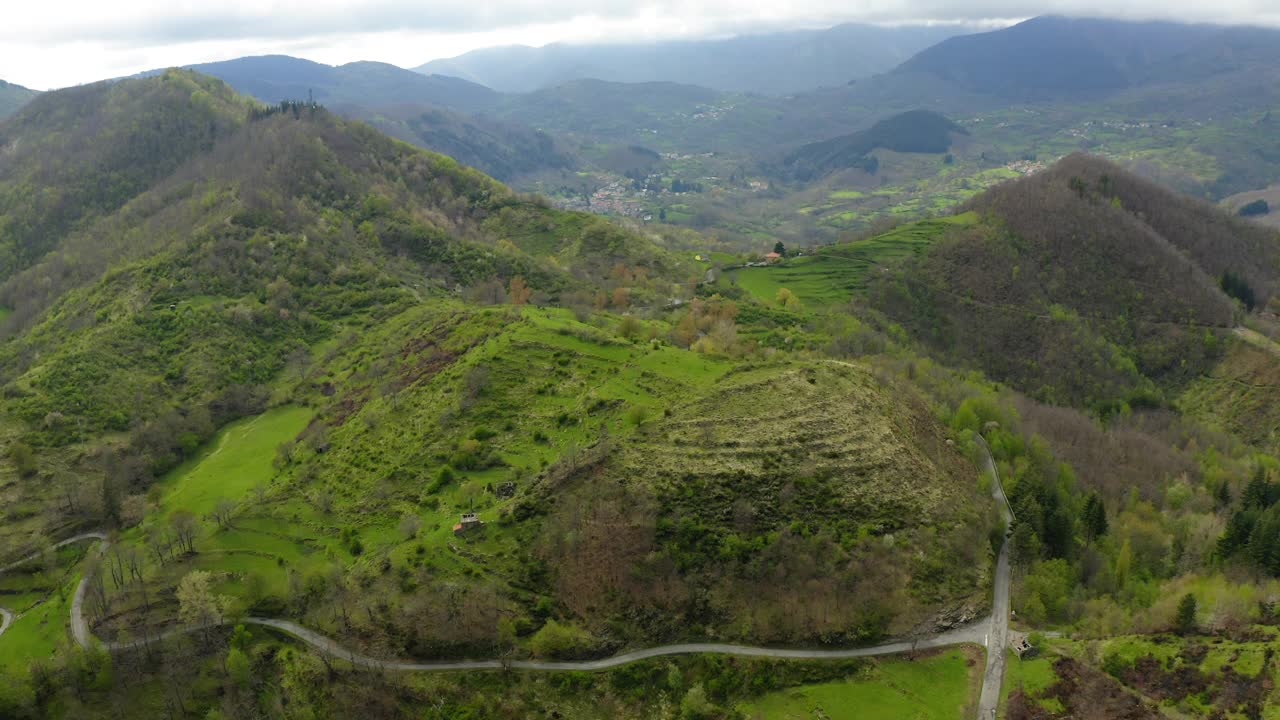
[{"x1": 529, "y1": 619, "x2": 594, "y2": 659}]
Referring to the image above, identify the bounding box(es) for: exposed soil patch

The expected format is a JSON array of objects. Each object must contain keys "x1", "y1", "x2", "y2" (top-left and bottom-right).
[{"x1": 1008, "y1": 657, "x2": 1162, "y2": 720}]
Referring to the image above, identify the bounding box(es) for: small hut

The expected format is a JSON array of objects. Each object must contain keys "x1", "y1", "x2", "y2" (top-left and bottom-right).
[{"x1": 452, "y1": 512, "x2": 483, "y2": 536}]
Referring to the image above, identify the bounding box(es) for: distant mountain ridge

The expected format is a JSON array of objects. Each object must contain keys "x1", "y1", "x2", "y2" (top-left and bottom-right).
[
  {"x1": 132, "y1": 56, "x2": 579, "y2": 181},
  {"x1": 893, "y1": 16, "x2": 1280, "y2": 98},
  {"x1": 414, "y1": 23, "x2": 973, "y2": 95},
  {"x1": 0, "y1": 79, "x2": 37, "y2": 119},
  {"x1": 144, "y1": 55, "x2": 500, "y2": 114}
]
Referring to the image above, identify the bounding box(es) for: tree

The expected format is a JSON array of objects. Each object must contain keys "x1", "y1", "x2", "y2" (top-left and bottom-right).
[
  {"x1": 177, "y1": 570, "x2": 229, "y2": 629},
  {"x1": 1220, "y1": 271, "x2": 1257, "y2": 311},
  {"x1": 1175, "y1": 593, "x2": 1197, "y2": 634},
  {"x1": 680, "y1": 683, "x2": 718, "y2": 720},
  {"x1": 773, "y1": 241, "x2": 786, "y2": 257},
  {"x1": 776, "y1": 287, "x2": 801, "y2": 310},
  {"x1": 611, "y1": 287, "x2": 631, "y2": 310},
  {"x1": 1242, "y1": 467, "x2": 1275, "y2": 509},
  {"x1": 1083, "y1": 493, "x2": 1108, "y2": 541},
  {"x1": 659, "y1": 208, "x2": 667, "y2": 221},
  {"x1": 508, "y1": 276, "x2": 532, "y2": 305},
  {"x1": 226, "y1": 647, "x2": 252, "y2": 688},
  {"x1": 211, "y1": 498, "x2": 236, "y2": 529},
  {"x1": 171, "y1": 510, "x2": 199, "y2": 555}
]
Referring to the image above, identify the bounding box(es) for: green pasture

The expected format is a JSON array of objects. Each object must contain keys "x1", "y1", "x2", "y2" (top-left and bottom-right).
[{"x1": 738, "y1": 647, "x2": 981, "y2": 719}]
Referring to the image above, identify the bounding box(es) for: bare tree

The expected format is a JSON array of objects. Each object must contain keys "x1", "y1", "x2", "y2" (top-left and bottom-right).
[
  {"x1": 211, "y1": 498, "x2": 236, "y2": 529},
  {"x1": 171, "y1": 510, "x2": 199, "y2": 555}
]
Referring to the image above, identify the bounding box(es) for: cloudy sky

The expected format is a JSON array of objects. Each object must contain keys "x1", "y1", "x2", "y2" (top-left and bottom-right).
[{"x1": 4, "y1": 0, "x2": 1280, "y2": 90}]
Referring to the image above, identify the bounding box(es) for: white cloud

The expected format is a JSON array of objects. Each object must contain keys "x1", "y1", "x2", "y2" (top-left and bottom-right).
[{"x1": 2, "y1": 0, "x2": 1279, "y2": 90}]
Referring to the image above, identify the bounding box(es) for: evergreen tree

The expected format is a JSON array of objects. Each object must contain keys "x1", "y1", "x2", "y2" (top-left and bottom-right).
[
  {"x1": 1218, "y1": 508, "x2": 1257, "y2": 558},
  {"x1": 1247, "y1": 505, "x2": 1280, "y2": 575},
  {"x1": 1083, "y1": 492, "x2": 1108, "y2": 541},
  {"x1": 773, "y1": 241, "x2": 786, "y2": 257},
  {"x1": 1242, "y1": 467, "x2": 1274, "y2": 509},
  {"x1": 1175, "y1": 593, "x2": 1197, "y2": 634}
]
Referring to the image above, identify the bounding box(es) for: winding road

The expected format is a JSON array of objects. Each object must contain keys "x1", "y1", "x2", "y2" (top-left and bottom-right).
[{"x1": 2, "y1": 442, "x2": 1014, "y2": 718}]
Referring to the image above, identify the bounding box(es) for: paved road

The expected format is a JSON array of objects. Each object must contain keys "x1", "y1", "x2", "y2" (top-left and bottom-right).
[
  {"x1": 975, "y1": 435, "x2": 1015, "y2": 720},
  {"x1": 0, "y1": 531, "x2": 108, "y2": 643},
  {"x1": 3, "y1": 446, "x2": 1014, "y2": 715}
]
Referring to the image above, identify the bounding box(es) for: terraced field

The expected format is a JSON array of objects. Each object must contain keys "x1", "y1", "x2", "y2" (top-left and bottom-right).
[
  {"x1": 615, "y1": 361, "x2": 990, "y2": 639},
  {"x1": 627, "y1": 363, "x2": 970, "y2": 524},
  {"x1": 1179, "y1": 336, "x2": 1280, "y2": 456},
  {"x1": 731, "y1": 213, "x2": 979, "y2": 307}
]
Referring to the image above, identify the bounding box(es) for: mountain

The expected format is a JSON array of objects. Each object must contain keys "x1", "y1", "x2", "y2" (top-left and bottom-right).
[
  {"x1": 139, "y1": 55, "x2": 582, "y2": 180},
  {"x1": 0, "y1": 70, "x2": 991, "y2": 696},
  {"x1": 165, "y1": 55, "x2": 500, "y2": 114},
  {"x1": 892, "y1": 16, "x2": 1280, "y2": 99},
  {"x1": 0, "y1": 79, "x2": 38, "y2": 119},
  {"x1": 870, "y1": 154, "x2": 1278, "y2": 409},
  {"x1": 0, "y1": 73, "x2": 252, "y2": 282},
  {"x1": 343, "y1": 104, "x2": 576, "y2": 182},
  {"x1": 0, "y1": 70, "x2": 676, "y2": 346},
  {"x1": 780, "y1": 110, "x2": 966, "y2": 181},
  {"x1": 415, "y1": 23, "x2": 972, "y2": 95}
]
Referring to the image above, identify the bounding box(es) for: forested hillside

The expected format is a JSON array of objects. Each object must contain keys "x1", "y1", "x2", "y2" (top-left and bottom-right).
[
  {"x1": 3, "y1": 43, "x2": 1280, "y2": 719},
  {"x1": 0, "y1": 73, "x2": 996, "y2": 720},
  {"x1": 781, "y1": 110, "x2": 966, "y2": 181},
  {"x1": 870, "y1": 154, "x2": 1272, "y2": 409},
  {"x1": 0, "y1": 79, "x2": 36, "y2": 119}
]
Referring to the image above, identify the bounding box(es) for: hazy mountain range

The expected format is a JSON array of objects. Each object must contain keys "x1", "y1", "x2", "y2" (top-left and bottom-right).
[{"x1": 413, "y1": 23, "x2": 970, "y2": 95}]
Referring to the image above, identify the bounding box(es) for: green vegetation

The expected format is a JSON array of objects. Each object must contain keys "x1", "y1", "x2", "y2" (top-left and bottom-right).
[
  {"x1": 4, "y1": 54, "x2": 1280, "y2": 720},
  {"x1": 783, "y1": 110, "x2": 967, "y2": 181},
  {"x1": 739, "y1": 647, "x2": 981, "y2": 719},
  {"x1": 731, "y1": 213, "x2": 978, "y2": 308},
  {"x1": 155, "y1": 405, "x2": 312, "y2": 518},
  {"x1": 0, "y1": 79, "x2": 36, "y2": 120}
]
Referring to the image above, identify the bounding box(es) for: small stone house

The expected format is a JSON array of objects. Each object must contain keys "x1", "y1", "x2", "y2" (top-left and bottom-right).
[{"x1": 453, "y1": 512, "x2": 483, "y2": 536}]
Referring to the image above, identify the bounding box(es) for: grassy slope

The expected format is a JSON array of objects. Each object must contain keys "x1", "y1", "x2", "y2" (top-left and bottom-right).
[
  {"x1": 731, "y1": 213, "x2": 979, "y2": 308},
  {"x1": 0, "y1": 545, "x2": 90, "y2": 673},
  {"x1": 85, "y1": 302, "x2": 986, "y2": 657},
  {"x1": 155, "y1": 405, "x2": 312, "y2": 518},
  {"x1": 739, "y1": 646, "x2": 982, "y2": 719}
]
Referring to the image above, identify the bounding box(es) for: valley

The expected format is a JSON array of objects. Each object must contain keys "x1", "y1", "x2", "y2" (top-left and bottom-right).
[{"x1": 1, "y1": 11, "x2": 1280, "y2": 720}]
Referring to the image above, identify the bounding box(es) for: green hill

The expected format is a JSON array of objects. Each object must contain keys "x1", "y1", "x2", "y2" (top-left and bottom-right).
[
  {"x1": 782, "y1": 110, "x2": 967, "y2": 182},
  {"x1": 0, "y1": 72, "x2": 251, "y2": 281},
  {"x1": 0, "y1": 70, "x2": 686, "y2": 465},
  {"x1": 869, "y1": 154, "x2": 1275, "y2": 410},
  {"x1": 0, "y1": 71, "x2": 986, "y2": 674}
]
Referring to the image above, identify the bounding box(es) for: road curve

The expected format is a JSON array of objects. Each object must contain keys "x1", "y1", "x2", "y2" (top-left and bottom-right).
[
  {"x1": 4, "y1": 446, "x2": 1013, "y2": 707},
  {"x1": 0, "y1": 532, "x2": 109, "y2": 641}
]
